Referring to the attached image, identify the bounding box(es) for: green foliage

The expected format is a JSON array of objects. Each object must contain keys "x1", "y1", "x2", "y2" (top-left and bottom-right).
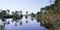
[
  {"x1": 31, "y1": 13, "x2": 35, "y2": 17},
  {"x1": 42, "y1": 22, "x2": 53, "y2": 29},
  {"x1": 36, "y1": 0, "x2": 60, "y2": 29}
]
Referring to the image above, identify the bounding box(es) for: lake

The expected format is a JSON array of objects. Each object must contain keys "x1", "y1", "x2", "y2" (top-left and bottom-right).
[{"x1": 0, "y1": 16, "x2": 48, "y2": 30}]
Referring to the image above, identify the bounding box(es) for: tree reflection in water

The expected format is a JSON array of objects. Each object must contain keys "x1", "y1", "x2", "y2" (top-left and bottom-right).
[
  {"x1": 1, "y1": 18, "x2": 6, "y2": 22},
  {"x1": 0, "y1": 19, "x2": 6, "y2": 30},
  {"x1": 0, "y1": 16, "x2": 48, "y2": 30},
  {"x1": 6, "y1": 21, "x2": 10, "y2": 25},
  {"x1": 3, "y1": 23, "x2": 6, "y2": 26},
  {"x1": 0, "y1": 26, "x2": 4, "y2": 30},
  {"x1": 11, "y1": 19, "x2": 14, "y2": 22},
  {"x1": 31, "y1": 17, "x2": 34, "y2": 21},
  {"x1": 25, "y1": 15, "x2": 28, "y2": 19},
  {"x1": 0, "y1": 16, "x2": 25, "y2": 30},
  {"x1": 36, "y1": 19, "x2": 53, "y2": 29},
  {"x1": 26, "y1": 20, "x2": 28, "y2": 23},
  {"x1": 15, "y1": 22, "x2": 17, "y2": 27},
  {"x1": 20, "y1": 21, "x2": 23, "y2": 25}
]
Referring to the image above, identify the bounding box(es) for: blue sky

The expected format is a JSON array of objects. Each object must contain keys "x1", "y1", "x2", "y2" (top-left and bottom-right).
[{"x1": 0, "y1": 0, "x2": 55, "y2": 14}]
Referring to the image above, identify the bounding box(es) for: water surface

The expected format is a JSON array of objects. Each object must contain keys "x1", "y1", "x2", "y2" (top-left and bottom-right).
[{"x1": 0, "y1": 16, "x2": 47, "y2": 30}]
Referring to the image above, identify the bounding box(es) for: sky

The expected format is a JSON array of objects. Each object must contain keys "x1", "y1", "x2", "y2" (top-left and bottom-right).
[{"x1": 0, "y1": 0, "x2": 55, "y2": 14}]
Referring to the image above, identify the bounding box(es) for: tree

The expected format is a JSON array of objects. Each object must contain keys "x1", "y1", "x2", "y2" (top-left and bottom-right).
[
  {"x1": 31, "y1": 12, "x2": 35, "y2": 17},
  {"x1": 37, "y1": 12, "x2": 40, "y2": 15},
  {"x1": 1, "y1": 10, "x2": 7, "y2": 16},
  {"x1": 20, "y1": 10, "x2": 22, "y2": 15},
  {"x1": 7, "y1": 9, "x2": 10, "y2": 15},
  {"x1": 12, "y1": 11, "x2": 19, "y2": 16},
  {"x1": 26, "y1": 11, "x2": 28, "y2": 15},
  {"x1": 7, "y1": 9, "x2": 10, "y2": 14},
  {"x1": 11, "y1": 11, "x2": 15, "y2": 15}
]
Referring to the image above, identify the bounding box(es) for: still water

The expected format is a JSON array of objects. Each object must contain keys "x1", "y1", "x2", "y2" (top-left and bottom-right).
[{"x1": 0, "y1": 16, "x2": 47, "y2": 30}]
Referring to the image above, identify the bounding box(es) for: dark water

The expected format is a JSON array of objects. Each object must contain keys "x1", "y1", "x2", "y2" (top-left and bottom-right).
[{"x1": 0, "y1": 16, "x2": 47, "y2": 30}]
